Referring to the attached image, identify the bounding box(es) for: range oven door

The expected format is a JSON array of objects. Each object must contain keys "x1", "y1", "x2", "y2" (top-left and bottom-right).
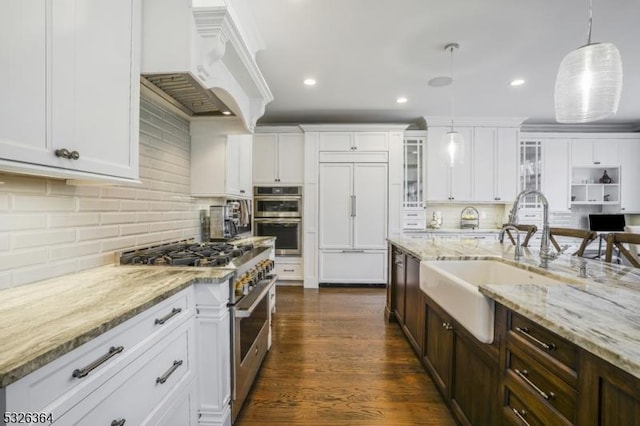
[
  {"x1": 254, "y1": 196, "x2": 302, "y2": 218},
  {"x1": 254, "y1": 218, "x2": 301, "y2": 255},
  {"x1": 230, "y1": 275, "x2": 277, "y2": 422}
]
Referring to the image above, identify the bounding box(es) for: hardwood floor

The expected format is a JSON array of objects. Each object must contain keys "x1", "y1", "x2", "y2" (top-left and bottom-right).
[{"x1": 235, "y1": 286, "x2": 456, "y2": 425}]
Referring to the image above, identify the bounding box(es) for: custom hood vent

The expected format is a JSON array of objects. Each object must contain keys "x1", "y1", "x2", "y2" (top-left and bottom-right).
[{"x1": 141, "y1": 73, "x2": 233, "y2": 117}]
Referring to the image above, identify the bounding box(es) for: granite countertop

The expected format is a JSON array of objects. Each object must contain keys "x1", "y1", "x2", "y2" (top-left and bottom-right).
[
  {"x1": 0, "y1": 235, "x2": 278, "y2": 389},
  {"x1": 388, "y1": 235, "x2": 640, "y2": 379}
]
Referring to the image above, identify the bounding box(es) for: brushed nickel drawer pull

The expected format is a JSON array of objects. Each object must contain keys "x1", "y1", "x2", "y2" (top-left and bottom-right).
[
  {"x1": 512, "y1": 408, "x2": 531, "y2": 426},
  {"x1": 514, "y1": 368, "x2": 556, "y2": 400},
  {"x1": 156, "y1": 360, "x2": 183, "y2": 384},
  {"x1": 111, "y1": 419, "x2": 126, "y2": 426},
  {"x1": 283, "y1": 268, "x2": 295, "y2": 272},
  {"x1": 155, "y1": 307, "x2": 182, "y2": 325},
  {"x1": 516, "y1": 327, "x2": 556, "y2": 351},
  {"x1": 72, "y1": 346, "x2": 124, "y2": 378}
]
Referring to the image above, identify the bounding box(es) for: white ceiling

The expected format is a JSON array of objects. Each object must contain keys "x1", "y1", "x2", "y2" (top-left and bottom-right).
[{"x1": 243, "y1": 0, "x2": 640, "y2": 129}]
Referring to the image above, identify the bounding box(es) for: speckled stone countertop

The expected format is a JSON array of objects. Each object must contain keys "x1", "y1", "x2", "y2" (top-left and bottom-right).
[
  {"x1": 0, "y1": 236, "x2": 276, "y2": 388},
  {"x1": 388, "y1": 235, "x2": 640, "y2": 379}
]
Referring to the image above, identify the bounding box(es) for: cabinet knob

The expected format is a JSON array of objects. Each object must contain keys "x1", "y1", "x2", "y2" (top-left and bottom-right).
[
  {"x1": 111, "y1": 419, "x2": 126, "y2": 426},
  {"x1": 442, "y1": 322, "x2": 453, "y2": 331},
  {"x1": 240, "y1": 190, "x2": 245, "y2": 193},
  {"x1": 54, "y1": 148, "x2": 80, "y2": 160}
]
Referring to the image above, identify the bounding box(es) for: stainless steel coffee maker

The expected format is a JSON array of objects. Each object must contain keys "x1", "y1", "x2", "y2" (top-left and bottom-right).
[{"x1": 209, "y1": 205, "x2": 238, "y2": 240}]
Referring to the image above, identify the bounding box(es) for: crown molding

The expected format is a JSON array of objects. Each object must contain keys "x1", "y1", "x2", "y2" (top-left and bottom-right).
[{"x1": 424, "y1": 116, "x2": 527, "y2": 128}]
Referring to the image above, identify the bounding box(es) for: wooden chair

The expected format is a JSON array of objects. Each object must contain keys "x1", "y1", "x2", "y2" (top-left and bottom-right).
[
  {"x1": 502, "y1": 224, "x2": 537, "y2": 247},
  {"x1": 604, "y1": 232, "x2": 640, "y2": 268},
  {"x1": 549, "y1": 227, "x2": 598, "y2": 257}
]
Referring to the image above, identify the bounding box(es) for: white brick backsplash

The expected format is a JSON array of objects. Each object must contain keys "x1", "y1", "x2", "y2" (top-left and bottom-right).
[
  {"x1": 13, "y1": 229, "x2": 76, "y2": 249},
  {"x1": 0, "y1": 94, "x2": 201, "y2": 287},
  {"x1": 121, "y1": 223, "x2": 151, "y2": 236},
  {"x1": 0, "y1": 249, "x2": 48, "y2": 271},
  {"x1": 0, "y1": 194, "x2": 9, "y2": 210},
  {"x1": 13, "y1": 195, "x2": 76, "y2": 212},
  {"x1": 78, "y1": 198, "x2": 120, "y2": 212},
  {"x1": 77, "y1": 225, "x2": 120, "y2": 241},
  {"x1": 101, "y1": 236, "x2": 137, "y2": 252},
  {"x1": 49, "y1": 213, "x2": 101, "y2": 228},
  {"x1": 12, "y1": 259, "x2": 78, "y2": 288},
  {"x1": 49, "y1": 242, "x2": 101, "y2": 261},
  {"x1": 100, "y1": 212, "x2": 138, "y2": 225},
  {"x1": 0, "y1": 214, "x2": 47, "y2": 232},
  {"x1": 0, "y1": 234, "x2": 9, "y2": 251}
]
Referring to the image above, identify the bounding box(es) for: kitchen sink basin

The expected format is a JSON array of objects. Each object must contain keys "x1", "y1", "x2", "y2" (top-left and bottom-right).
[{"x1": 420, "y1": 260, "x2": 567, "y2": 344}]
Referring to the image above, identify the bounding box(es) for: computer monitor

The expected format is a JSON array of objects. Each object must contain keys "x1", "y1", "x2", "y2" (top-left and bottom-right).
[{"x1": 588, "y1": 214, "x2": 626, "y2": 232}]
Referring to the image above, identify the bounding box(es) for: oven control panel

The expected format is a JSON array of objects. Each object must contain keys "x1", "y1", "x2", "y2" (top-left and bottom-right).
[{"x1": 235, "y1": 259, "x2": 275, "y2": 297}]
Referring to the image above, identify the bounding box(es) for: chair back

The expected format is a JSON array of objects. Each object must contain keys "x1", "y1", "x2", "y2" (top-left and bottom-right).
[
  {"x1": 549, "y1": 227, "x2": 598, "y2": 257},
  {"x1": 604, "y1": 232, "x2": 640, "y2": 268},
  {"x1": 502, "y1": 224, "x2": 537, "y2": 247}
]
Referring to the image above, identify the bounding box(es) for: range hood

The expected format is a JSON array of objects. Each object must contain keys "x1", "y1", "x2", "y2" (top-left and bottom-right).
[
  {"x1": 141, "y1": 0, "x2": 273, "y2": 131},
  {"x1": 141, "y1": 73, "x2": 232, "y2": 117}
]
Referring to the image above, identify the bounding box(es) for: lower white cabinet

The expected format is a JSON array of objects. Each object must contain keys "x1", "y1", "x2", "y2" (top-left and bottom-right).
[
  {"x1": 275, "y1": 256, "x2": 303, "y2": 281},
  {"x1": 318, "y1": 250, "x2": 387, "y2": 283},
  {"x1": 2, "y1": 287, "x2": 196, "y2": 425}
]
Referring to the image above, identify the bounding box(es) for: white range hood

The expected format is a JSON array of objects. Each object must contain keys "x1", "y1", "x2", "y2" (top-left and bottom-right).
[{"x1": 141, "y1": 0, "x2": 272, "y2": 132}]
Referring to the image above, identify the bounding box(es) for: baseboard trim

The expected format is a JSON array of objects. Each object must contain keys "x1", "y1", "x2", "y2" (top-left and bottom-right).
[{"x1": 319, "y1": 283, "x2": 386, "y2": 288}]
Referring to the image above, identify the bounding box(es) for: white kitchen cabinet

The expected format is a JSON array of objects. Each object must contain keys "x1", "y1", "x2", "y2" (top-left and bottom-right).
[
  {"x1": 620, "y1": 139, "x2": 640, "y2": 212},
  {"x1": 473, "y1": 127, "x2": 518, "y2": 202},
  {"x1": 571, "y1": 138, "x2": 620, "y2": 166},
  {"x1": 402, "y1": 132, "x2": 426, "y2": 229},
  {"x1": 3, "y1": 288, "x2": 195, "y2": 424},
  {"x1": 275, "y1": 256, "x2": 304, "y2": 281},
  {"x1": 571, "y1": 166, "x2": 620, "y2": 205},
  {"x1": 0, "y1": 0, "x2": 141, "y2": 183},
  {"x1": 318, "y1": 162, "x2": 388, "y2": 283},
  {"x1": 191, "y1": 122, "x2": 253, "y2": 198},
  {"x1": 253, "y1": 132, "x2": 304, "y2": 184},
  {"x1": 542, "y1": 138, "x2": 571, "y2": 211},
  {"x1": 318, "y1": 132, "x2": 389, "y2": 152},
  {"x1": 426, "y1": 126, "x2": 473, "y2": 202}
]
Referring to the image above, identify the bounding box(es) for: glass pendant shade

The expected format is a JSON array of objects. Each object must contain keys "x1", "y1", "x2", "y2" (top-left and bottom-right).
[
  {"x1": 554, "y1": 42, "x2": 623, "y2": 123},
  {"x1": 445, "y1": 130, "x2": 463, "y2": 166}
]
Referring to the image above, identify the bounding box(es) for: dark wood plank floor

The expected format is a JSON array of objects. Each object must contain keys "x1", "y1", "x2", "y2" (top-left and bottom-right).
[{"x1": 235, "y1": 286, "x2": 456, "y2": 425}]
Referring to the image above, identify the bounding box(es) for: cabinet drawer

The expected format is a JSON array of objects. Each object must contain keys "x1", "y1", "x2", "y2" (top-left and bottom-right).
[
  {"x1": 508, "y1": 349, "x2": 576, "y2": 422},
  {"x1": 274, "y1": 262, "x2": 303, "y2": 280},
  {"x1": 7, "y1": 288, "x2": 193, "y2": 416},
  {"x1": 504, "y1": 387, "x2": 547, "y2": 426},
  {"x1": 402, "y1": 210, "x2": 426, "y2": 220},
  {"x1": 56, "y1": 320, "x2": 194, "y2": 425},
  {"x1": 509, "y1": 312, "x2": 577, "y2": 374},
  {"x1": 504, "y1": 375, "x2": 572, "y2": 426},
  {"x1": 402, "y1": 219, "x2": 426, "y2": 230}
]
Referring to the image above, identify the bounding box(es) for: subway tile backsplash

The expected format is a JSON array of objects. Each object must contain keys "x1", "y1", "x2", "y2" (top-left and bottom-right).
[{"x1": 0, "y1": 94, "x2": 200, "y2": 289}]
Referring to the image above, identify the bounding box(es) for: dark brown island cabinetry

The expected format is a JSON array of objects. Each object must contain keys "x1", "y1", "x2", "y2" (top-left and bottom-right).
[{"x1": 385, "y1": 244, "x2": 640, "y2": 426}]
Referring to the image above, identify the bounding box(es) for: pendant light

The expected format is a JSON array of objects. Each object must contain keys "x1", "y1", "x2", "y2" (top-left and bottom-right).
[
  {"x1": 554, "y1": 0, "x2": 623, "y2": 123},
  {"x1": 444, "y1": 43, "x2": 463, "y2": 166}
]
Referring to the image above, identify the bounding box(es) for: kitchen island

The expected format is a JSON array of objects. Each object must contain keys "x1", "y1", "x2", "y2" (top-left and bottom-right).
[{"x1": 387, "y1": 235, "x2": 640, "y2": 426}]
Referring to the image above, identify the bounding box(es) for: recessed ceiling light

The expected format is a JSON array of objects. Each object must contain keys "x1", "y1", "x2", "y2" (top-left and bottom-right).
[
  {"x1": 303, "y1": 78, "x2": 316, "y2": 86},
  {"x1": 510, "y1": 79, "x2": 526, "y2": 86},
  {"x1": 396, "y1": 97, "x2": 408, "y2": 104},
  {"x1": 222, "y1": 111, "x2": 231, "y2": 115}
]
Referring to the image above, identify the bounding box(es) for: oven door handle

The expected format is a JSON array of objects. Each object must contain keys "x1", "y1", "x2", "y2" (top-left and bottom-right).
[
  {"x1": 234, "y1": 275, "x2": 278, "y2": 318},
  {"x1": 254, "y1": 218, "x2": 301, "y2": 224}
]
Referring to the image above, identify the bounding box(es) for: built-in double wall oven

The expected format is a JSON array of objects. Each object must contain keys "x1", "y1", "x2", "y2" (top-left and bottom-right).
[{"x1": 253, "y1": 186, "x2": 302, "y2": 256}]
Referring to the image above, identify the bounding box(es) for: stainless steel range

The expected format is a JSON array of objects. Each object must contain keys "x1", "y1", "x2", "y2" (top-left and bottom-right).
[{"x1": 118, "y1": 240, "x2": 276, "y2": 423}]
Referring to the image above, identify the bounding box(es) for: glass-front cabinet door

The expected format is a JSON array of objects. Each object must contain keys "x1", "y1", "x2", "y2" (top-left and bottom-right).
[{"x1": 402, "y1": 132, "x2": 426, "y2": 230}]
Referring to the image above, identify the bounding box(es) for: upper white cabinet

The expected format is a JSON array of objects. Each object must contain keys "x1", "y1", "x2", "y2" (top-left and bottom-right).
[
  {"x1": 571, "y1": 138, "x2": 620, "y2": 165},
  {"x1": 191, "y1": 122, "x2": 252, "y2": 198},
  {"x1": 318, "y1": 132, "x2": 389, "y2": 152},
  {"x1": 472, "y1": 127, "x2": 518, "y2": 202},
  {"x1": 426, "y1": 126, "x2": 473, "y2": 202},
  {"x1": 253, "y1": 132, "x2": 304, "y2": 184},
  {"x1": 542, "y1": 138, "x2": 571, "y2": 211},
  {"x1": 619, "y1": 138, "x2": 640, "y2": 212},
  {"x1": 0, "y1": 0, "x2": 141, "y2": 183}
]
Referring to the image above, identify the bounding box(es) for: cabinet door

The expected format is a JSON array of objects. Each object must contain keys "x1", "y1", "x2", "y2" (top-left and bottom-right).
[
  {"x1": 353, "y1": 163, "x2": 387, "y2": 249},
  {"x1": 354, "y1": 132, "x2": 389, "y2": 151},
  {"x1": 52, "y1": 0, "x2": 138, "y2": 178},
  {"x1": 318, "y1": 132, "x2": 353, "y2": 151},
  {"x1": 496, "y1": 128, "x2": 518, "y2": 202},
  {"x1": 391, "y1": 250, "x2": 406, "y2": 323},
  {"x1": 277, "y1": 133, "x2": 304, "y2": 184},
  {"x1": 473, "y1": 128, "x2": 497, "y2": 202},
  {"x1": 571, "y1": 140, "x2": 595, "y2": 165},
  {"x1": 423, "y1": 301, "x2": 453, "y2": 397},
  {"x1": 319, "y1": 163, "x2": 353, "y2": 249},
  {"x1": 426, "y1": 127, "x2": 452, "y2": 201},
  {"x1": 253, "y1": 134, "x2": 278, "y2": 184},
  {"x1": 225, "y1": 137, "x2": 241, "y2": 195},
  {"x1": 620, "y1": 139, "x2": 640, "y2": 212},
  {"x1": 403, "y1": 256, "x2": 423, "y2": 354},
  {"x1": 542, "y1": 139, "x2": 570, "y2": 211},
  {"x1": 593, "y1": 139, "x2": 620, "y2": 165},
  {"x1": 237, "y1": 135, "x2": 253, "y2": 196},
  {"x1": 449, "y1": 128, "x2": 473, "y2": 201},
  {"x1": 0, "y1": 1, "x2": 48, "y2": 164}
]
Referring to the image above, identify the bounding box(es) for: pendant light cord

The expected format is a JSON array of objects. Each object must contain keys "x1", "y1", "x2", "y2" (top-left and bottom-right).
[
  {"x1": 587, "y1": 0, "x2": 593, "y2": 45},
  {"x1": 449, "y1": 45, "x2": 455, "y2": 132}
]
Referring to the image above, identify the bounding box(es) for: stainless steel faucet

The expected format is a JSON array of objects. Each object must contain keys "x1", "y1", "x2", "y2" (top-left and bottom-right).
[
  {"x1": 506, "y1": 189, "x2": 556, "y2": 269},
  {"x1": 500, "y1": 224, "x2": 522, "y2": 260}
]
